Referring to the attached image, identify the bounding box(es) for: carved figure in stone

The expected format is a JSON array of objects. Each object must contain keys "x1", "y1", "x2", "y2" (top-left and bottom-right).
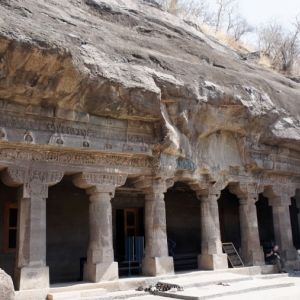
[
  {"x1": 83, "y1": 141, "x2": 90, "y2": 148},
  {"x1": 0, "y1": 127, "x2": 5, "y2": 139},
  {"x1": 56, "y1": 138, "x2": 64, "y2": 145},
  {"x1": 24, "y1": 132, "x2": 33, "y2": 143}
]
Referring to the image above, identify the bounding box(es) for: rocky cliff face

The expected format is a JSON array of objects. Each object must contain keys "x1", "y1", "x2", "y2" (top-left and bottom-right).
[{"x1": 1, "y1": 0, "x2": 300, "y2": 175}]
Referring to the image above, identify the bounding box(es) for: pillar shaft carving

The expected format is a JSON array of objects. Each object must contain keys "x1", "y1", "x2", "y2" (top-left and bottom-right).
[
  {"x1": 229, "y1": 182, "x2": 264, "y2": 266},
  {"x1": 0, "y1": 167, "x2": 63, "y2": 290},
  {"x1": 263, "y1": 185, "x2": 297, "y2": 261},
  {"x1": 132, "y1": 175, "x2": 175, "y2": 276},
  {"x1": 189, "y1": 177, "x2": 228, "y2": 270},
  {"x1": 72, "y1": 172, "x2": 127, "y2": 282},
  {"x1": 133, "y1": 176, "x2": 171, "y2": 258}
]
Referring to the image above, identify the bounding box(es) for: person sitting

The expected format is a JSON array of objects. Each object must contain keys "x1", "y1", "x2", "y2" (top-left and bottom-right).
[{"x1": 266, "y1": 245, "x2": 287, "y2": 273}]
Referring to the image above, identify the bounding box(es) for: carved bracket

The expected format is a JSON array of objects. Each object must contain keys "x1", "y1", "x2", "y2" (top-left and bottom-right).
[
  {"x1": 228, "y1": 182, "x2": 264, "y2": 202},
  {"x1": 72, "y1": 172, "x2": 127, "y2": 197},
  {"x1": 132, "y1": 175, "x2": 174, "y2": 194},
  {"x1": 188, "y1": 175, "x2": 227, "y2": 199},
  {"x1": 263, "y1": 185, "x2": 295, "y2": 206},
  {"x1": 1, "y1": 167, "x2": 64, "y2": 198}
]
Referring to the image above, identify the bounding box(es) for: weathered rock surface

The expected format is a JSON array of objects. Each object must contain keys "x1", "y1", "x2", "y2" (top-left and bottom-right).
[
  {"x1": 0, "y1": 268, "x2": 15, "y2": 300},
  {"x1": 1, "y1": 0, "x2": 300, "y2": 173}
]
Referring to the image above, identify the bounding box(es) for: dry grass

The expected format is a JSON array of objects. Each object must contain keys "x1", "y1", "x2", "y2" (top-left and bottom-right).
[
  {"x1": 258, "y1": 54, "x2": 273, "y2": 69},
  {"x1": 199, "y1": 23, "x2": 252, "y2": 53}
]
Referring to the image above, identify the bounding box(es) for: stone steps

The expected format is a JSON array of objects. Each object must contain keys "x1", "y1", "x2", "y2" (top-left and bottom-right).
[
  {"x1": 153, "y1": 277, "x2": 295, "y2": 300},
  {"x1": 46, "y1": 267, "x2": 292, "y2": 300},
  {"x1": 47, "y1": 288, "x2": 107, "y2": 300},
  {"x1": 157, "y1": 272, "x2": 254, "y2": 289}
]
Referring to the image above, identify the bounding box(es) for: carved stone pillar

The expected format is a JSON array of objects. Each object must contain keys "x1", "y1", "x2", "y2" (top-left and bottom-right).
[
  {"x1": 295, "y1": 191, "x2": 300, "y2": 242},
  {"x1": 263, "y1": 186, "x2": 297, "y2": 262},
  {"x1": 73, "y1": 172, "x2": 127, "y2": 282},
  {"x1": 229, "y1": 182, "x2": 265, "y2": 266},
  {"x1": 1, "y1": 168, "x2": 63, "y2": 290},
  {"x1": 189, "y1": 179, "x2": 228, "y2": 270},
  {"x1": 297, "y1": 198, "x2": 300, "y2": 239},
  {"x1": 133, "y1": 176, "x2": 174, "y2": 276}
]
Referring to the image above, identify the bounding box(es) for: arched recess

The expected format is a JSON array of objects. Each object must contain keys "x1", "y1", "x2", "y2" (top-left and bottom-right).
[
  {"x1": 218, "y1": 187, "x2": 241, "y2": 253},
  {"x1": 47, "y1": 175, "x2": 89, "y2": 283},
  {"x1": 0, "y1": 176, "x2": 18, "y2": 278},
  {"x1": 256, "y1": 193, "x2": 275, "y2": 257},
  {"x1": 165, "y1": 181, "x2": 200, "y2": 271}
]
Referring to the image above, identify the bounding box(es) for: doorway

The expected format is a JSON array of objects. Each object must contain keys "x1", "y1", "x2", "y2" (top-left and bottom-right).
[{"x1": 115, "y1": 208, "x2": 143, "y2": 261}]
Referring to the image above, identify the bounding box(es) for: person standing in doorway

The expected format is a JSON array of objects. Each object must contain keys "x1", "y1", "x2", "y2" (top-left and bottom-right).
[
  {"x1": 167, "y1": 238, "x2": 176, "y2": 257},
  {"x1": 266, "y1": 245, "x2": 287, "y2": 273}
]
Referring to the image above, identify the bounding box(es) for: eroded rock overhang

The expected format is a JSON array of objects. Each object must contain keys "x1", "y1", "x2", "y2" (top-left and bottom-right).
[{"x1": 1, "y1": 0, "x2": 300, "y2": 185}]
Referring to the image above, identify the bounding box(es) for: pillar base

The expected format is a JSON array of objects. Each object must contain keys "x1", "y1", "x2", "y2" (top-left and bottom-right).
[
  {"x1": 198, "y1": 253, "x2": 228, "y2": 270},
  {"x1": 83, "y1": 262, "x2": 118, "y2": 282},
  {"x1": 282, "y1": 247, "x2": 298, "y2": 262},
  {"x1": 285, "y1": 260, "x2": 300, "y2": 271},
  {"x1": 142, "y1": 257, "x2": 174, "y2": 276},
  {"x1": 15, "y1": 266, "x2": 49, "y2": 290},
  {"x1": 241, "y1": 248, "x2": 265, "y2": 266}
]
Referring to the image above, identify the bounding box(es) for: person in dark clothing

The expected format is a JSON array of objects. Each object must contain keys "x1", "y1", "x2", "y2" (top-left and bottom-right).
[
  {"x1": 167, "y1": 238, "x2": 176, "y2": 257},
  {"x1": 266, "y1": 245, "x2": 287, "y2": 273}
]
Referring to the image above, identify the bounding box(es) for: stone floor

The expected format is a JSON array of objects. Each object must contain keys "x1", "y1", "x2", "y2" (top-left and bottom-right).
[
  {"x1": 126, "y1": 274, "x2": 300, "y2": 300},
  {"x1": 17, "y1": 267, "x2": 300, "y2": 300}
]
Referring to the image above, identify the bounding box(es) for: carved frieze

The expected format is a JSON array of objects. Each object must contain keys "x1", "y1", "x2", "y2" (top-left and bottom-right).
[
  {"x1": 0, "y1": 112, "x2": 154, "y2": 144},
  {"x1": 228, "y1": 167, "x2": 299, "y2": 187},
  {"x1": 0, "y1": 147, "x2": 154, "y2": 169}
]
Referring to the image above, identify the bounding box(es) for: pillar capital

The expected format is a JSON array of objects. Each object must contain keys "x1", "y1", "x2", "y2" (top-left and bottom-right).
[
  {"x1": 188, "y1": 175, "x2": 227, "y2": 199},
  {"x1": 72, "y1": 172, "x2": 127, "y2": 198},
  {"x1": 1, "y1": 167, "x2": 64, "y2": 198},
  {"x1": 239, "y1": 197, "x2": 256, "y2": 205},
  {"x1": 132, "y1": 175, "x2": 174, "y2": 195},
  {"x1": 228, "y1": 182, "x2": 263, "y2": 202},
  {"x1": 263, "y1": 185, "x2": 295, "y2": 206}
]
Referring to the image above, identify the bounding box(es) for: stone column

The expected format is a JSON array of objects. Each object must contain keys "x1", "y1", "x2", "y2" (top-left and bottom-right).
[
  {"x1": 229, "y1": 183, "x2": 265, "y2": 266},
  {"x1": 1, "y1": 168, "x2": 63, "y2": 290},
  {"x1": 133, "y1": 176, "x2": 174, "y2": 276},
  {"x1": 295, "y1": 191, "x2": 300, "y2": 243},
  {"x1": 73, "y1": 172, "x2": 127, "y2": 282},
  {"x1": 296, "y1": 198, "x2": 300, "y2": 239},
  {"x1": 264, "y1": 186, "x2": 297, "y2": 262},
  {"x1": 189, "y1": 179, "x2": 228, "y2": 270}
]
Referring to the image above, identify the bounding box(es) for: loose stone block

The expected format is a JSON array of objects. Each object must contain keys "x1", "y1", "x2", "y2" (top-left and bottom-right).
[{"x1": 0, "y1": 268, "x2": 15, "y2": 300}]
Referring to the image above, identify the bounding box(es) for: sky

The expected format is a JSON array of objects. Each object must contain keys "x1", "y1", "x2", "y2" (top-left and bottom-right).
[
  {"x1": 238, "y1": 0, "x2": 300, "y2": 28},
  {"x1": 207, "y1": 0, "x2": 300, "y2": 45}
]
